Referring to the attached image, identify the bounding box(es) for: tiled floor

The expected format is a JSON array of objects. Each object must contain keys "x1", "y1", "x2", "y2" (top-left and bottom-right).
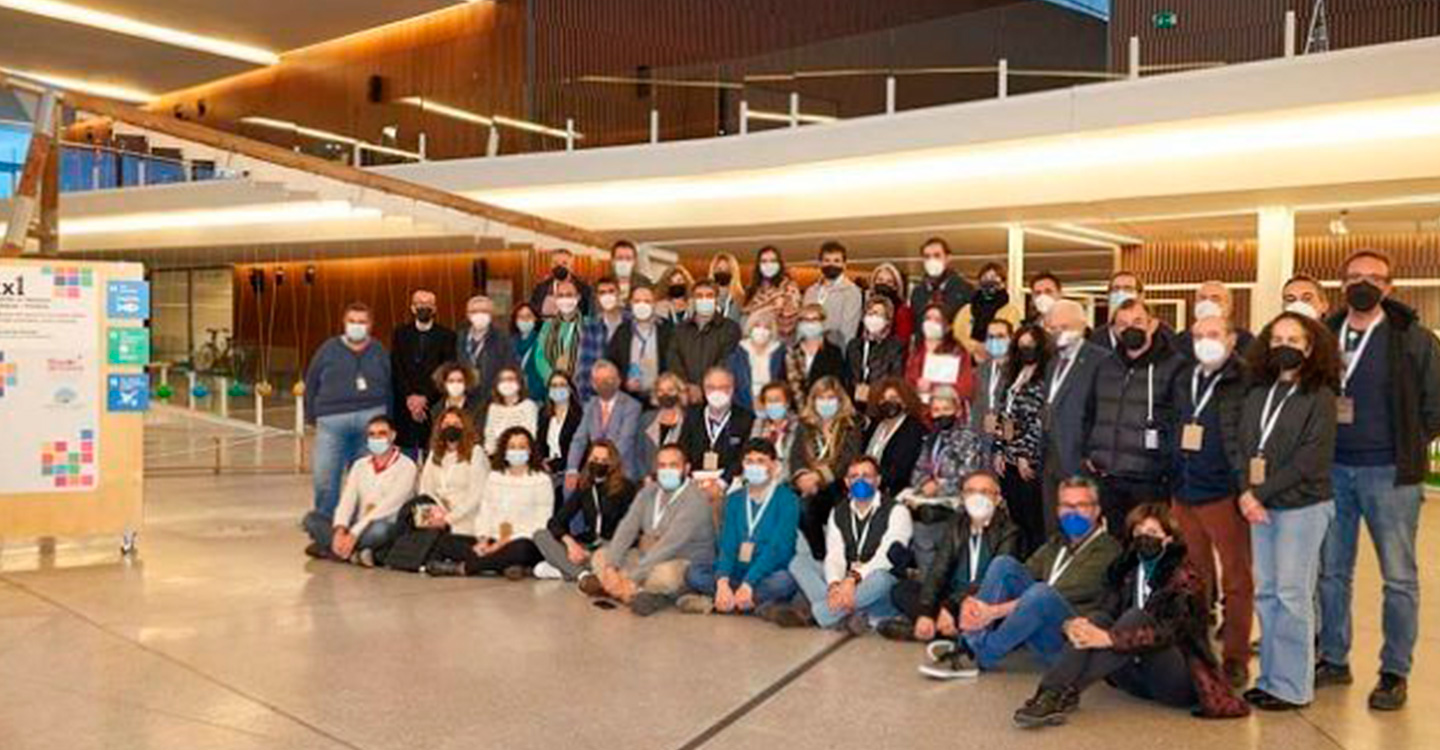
[{"x1": 0, "y1": 416, "x2": 1435, "y2": 750}]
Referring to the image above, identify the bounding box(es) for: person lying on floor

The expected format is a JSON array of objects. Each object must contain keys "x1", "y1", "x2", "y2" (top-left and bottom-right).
[
  {"x1": 533, "y1": 439, "x2": 638, "y2": 581},
  {"x1": 304, "y1": 415, "x2": 417, "y2": 566},
  {"x1": 773, "y1": 455, "x2": 913, "y2": 634},
  {"x1": 676, "y1": 438, "x2": 800, "y2": 616},
  {"x1": 923, "y1": 475, "x2": 1122, "y2": 679},
  {"x1": 426, "y1": 426, "x2": 552, "y2": 578},
  {"x1": 1013, "y1": 502, "x2": 1249, "y2": 728},
  {"x1": 877, "y1": 469, "x2": 1020, "y2": 642},
  {"x1": 583, "y1": 443, "x2": 716, "y2": 616}
]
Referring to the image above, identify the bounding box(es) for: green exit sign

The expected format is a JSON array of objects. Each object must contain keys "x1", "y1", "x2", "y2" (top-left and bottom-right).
[{"x1": 1153, "y1": 10, "x2": 1179, "y2": 28}]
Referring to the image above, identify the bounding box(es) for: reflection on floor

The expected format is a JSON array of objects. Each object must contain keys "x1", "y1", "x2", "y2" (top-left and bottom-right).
[{"x1": 0, "y1": 417, "x2": 1435, "y2": 750}]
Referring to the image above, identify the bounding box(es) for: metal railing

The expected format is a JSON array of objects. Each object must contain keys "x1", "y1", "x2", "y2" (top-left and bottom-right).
[{"x1": 55, "y1": 140, "x2": 236, "y2": 193}]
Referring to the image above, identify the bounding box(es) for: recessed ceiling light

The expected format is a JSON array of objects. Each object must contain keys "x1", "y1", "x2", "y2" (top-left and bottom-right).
[{"x1": 0, "y1": 0, "x2": 278, "y2": 65}]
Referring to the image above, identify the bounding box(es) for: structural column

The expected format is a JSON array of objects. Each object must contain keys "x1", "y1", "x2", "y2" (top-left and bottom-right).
[
  {"x1": 1254, "y1": 206, "x2": 1296, "y2": 331},
  {"x1": 1007, "y1": 225, "x2": 1026, "y2": 308}
]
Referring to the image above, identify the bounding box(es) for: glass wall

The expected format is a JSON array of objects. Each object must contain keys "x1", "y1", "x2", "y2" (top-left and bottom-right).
[{"x1": 0, "y1": 121, "x2": 31, "y2": 199}]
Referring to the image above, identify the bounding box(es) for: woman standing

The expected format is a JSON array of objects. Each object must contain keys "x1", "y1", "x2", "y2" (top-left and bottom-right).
[
  {"x1": 708, "y1": 252, "x2": 747, "y2": 323},
  {"x1": 743, "y1": 245, "x2": 802, "y2": 340},
  {"x1": 992, "y1": 324, "x2": 1050, "y2": 555},
  {"x1": 729, "y1": 314, "x2": 786, "y2": 411},
  {"x1": 534, "y1": 440, "x2": 639, "y2": 580},
  {"x1": 1237, "y1": 312, "x2": 1339, "y2": 711},
  {"x1": 751, "y1": 381, "x2": 800, "y2": 476},
  {"x1": 908, "y1": 303, "x2": 973, "y2": 404},
  {"x1": 657, "y1": 265, "x2": 696, "y2": 325},
  {"x1": 537, "y1": 371, "x2": 583, "y2": 510},
  {"x1": 845, "y1": 295, "x2": 907, "y2": 406},
  {"x1": 511, "y1": 303, "x2": 544, "y2": 398},
  {"x1": 952, "y1": 262, "x2": 1024, "y2": 361},
  {"x1": 481, "y1": 367, "x2": 539, "y2": 456},
  {"x1": 787, "y1": 304, "x2": 849, "y2": 397},
  {"x1": 428, "y1": 362, "x2": 480, "y2": 424},
  {"x1": 867, "y1": 263, "x2": 913, "y2": 343},
  {"x1": 789, "y1": 376, "x2": 863, "y2": 560},
  {"x1": 638, "y1": 373, "x2": 690, "y2": 470}
]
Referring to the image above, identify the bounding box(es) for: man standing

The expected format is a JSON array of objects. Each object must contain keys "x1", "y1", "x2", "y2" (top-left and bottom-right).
[
  {"x1": 455, "y1": 295, "x2": 516, "y2": 403},
  {"x1": 530, "y1": 248, "x2": 593, "y2": 318},
  {"x1": 611, "y1": 240, "x2": 653, "y2": 300},
  {"x1": 668, "y1": 281, "x2": 741, "y2": 389},
  {"x1": 391, "y1": 288, "x2": 456, "y2": 459},
  {"x1": 1039, "y1": 300, "x2": 1106, "y2": 536},
  {"x1": 607, "y1": 285, "x2": 672, "y2": 403},
  {"x1": 566, "y1": 360, "x2": 644, "y2": 483},
  {"x1": 1282, "y1": 273, "x2": 1331, "y2": 320},
  {"x1": 1026, "y1": 271, "x2": 1064, "y2": 327},
  {"x1": 304, "y1": 302, "x2": 392, "y2": 521},
  {"x1": 1174, "y1": 280, "x2": 1254, "y2": 361},
  {"x1": 576, "y1": 277, "x2": 628, "y2": 401},
  {"x1": 803, "y1": 241, "x2": 864, "y2": 349},
  {"x1": 678, "y1": 367, "x2": 755, "y2": 481},
  {"x1": 1090, "y1": 271, "x2": 1177, "y2": 353},
  {"x1": 1317, "y1": 250, "x2": 1440, "y2": 710},
  {"x1": 910, "y1": 237, "x2": 972, "y2": 324}
]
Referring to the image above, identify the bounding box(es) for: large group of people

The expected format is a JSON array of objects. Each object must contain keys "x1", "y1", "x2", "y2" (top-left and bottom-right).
[{"x1": 300, "y1": 240, "x2": 1439, "y2": 727}]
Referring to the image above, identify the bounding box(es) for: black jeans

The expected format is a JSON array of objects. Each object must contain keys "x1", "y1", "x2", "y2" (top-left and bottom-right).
[
  {"x1": 1039, "y1": 610, "x2": 1197, "y2": 708},
  {"x1": 891, "y1": 577, "x2": 960, "y2": 622},
  {"x1": 433, "y1": 535, "x2": 543, "y2": 575},
  {"x1": 1002, "y1": 463, "x2": 1045, "y2": 557},
  {"x1": 1096, "y1": 475, "x2": 1170, "y2": 539}
]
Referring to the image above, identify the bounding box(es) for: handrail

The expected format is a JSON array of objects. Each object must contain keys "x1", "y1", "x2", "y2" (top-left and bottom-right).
[
  {"x1": 59, "y1": 139, "x2": 195, "y2": 168},
  {"x1": 0, "y1": 76, "x2": 609, "y2": 250}
]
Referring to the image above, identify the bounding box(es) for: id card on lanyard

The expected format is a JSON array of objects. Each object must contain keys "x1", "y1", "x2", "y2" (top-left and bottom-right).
[
  {"x1": 739, "y1": 484, "x2": 778, "y2": 563},
  {"x1": 1250, "y1": 382, "x2": 1297, "y2": 486},
  {"x1": 1337, "y1": 319, "x2": 1379, "y2": 425},
  {"x1": 1181, "y1": 366, "x2": 1221, "y2": 452}
]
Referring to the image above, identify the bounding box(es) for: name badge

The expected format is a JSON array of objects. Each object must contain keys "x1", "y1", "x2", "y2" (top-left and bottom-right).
[
  {"x1": 355, "y1": 376, "x2": 368, "y2": 392},
  {"x1": 738, "y1": 541, "x2": 755, "y2": 564},
  {"x1": 1144, "y1": 428, "x2": 1160, "y2": 451},
  {"x1": 1181, "y1": 423, "x2": 1205, "y2": 452},
  {"x1": 498, "y1": 521, "x2": 513, "y2": 540},
  {"x1": 853, "y1": 384, "x2": 870, "y2": 404},
  {"x1": 1336, "y1": 396, "x2": 1355, "y2": 425},
  {"x1": 1002, "y1": 418, "x2": 1016, "y2": 441},
  {"x1": 1249, "y1": 457, "x2": 1267, "y2": 486},
  {"x1": 983, "y1": 413, "x2": 1000, "y2": 436},
  {"x1": 703, "y1": 451, "x2": 720, "y2": 471}
]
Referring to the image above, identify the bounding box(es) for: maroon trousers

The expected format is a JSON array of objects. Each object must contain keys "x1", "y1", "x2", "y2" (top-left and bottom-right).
[{"x1": 1171, "y1": 497, "x2": 1253, "y2": 665}]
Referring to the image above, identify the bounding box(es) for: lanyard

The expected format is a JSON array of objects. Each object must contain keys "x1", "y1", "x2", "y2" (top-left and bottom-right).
[
  {"x1": 968, "y1": 531, "x2": 984, "y2": 582},
  {"x1": 1340, "y1": 318, "x2": 1381, "y2": 395},
  {"x1": 862, "y1": 339, "x2": 872, "y2": 381},
  {"x1": 705, "y1": 411, "x2": 732, "y2": 448},
  {"x1": 633, "y1": 323, "x2": 654, "y2": 359},
  {"x1": 867, "y1": 416, "x2": 904, "y2": 459},
  {"x1": 849, "y1": 503, "x2": 879, "y2": 559},
  {"x1": 1048, "y1": 531, "x2": 1100, "y2": 585},
  {"x1": 988, "y1": 361, "x2": 1003, "y2": 411},
  {"x1": 1257, "y1": 382, "x2": 1298, "y2": 455},
  {"x1": 1047, "y1": 354, "x2": 1079, "y2": 404},
  {"x1": 745, "y1": 482, "x2": 779, "y2": 539},
  {"x1": 591, "y1": 486, "x2": 604, "y2": 536},
  {"x1": 653, "y1": 481, "x2": 690, "y2": 528},
  {"x1": 1189, "y1": 366, "x2": 1222, "y2": 422},
  {"x1": 1005, "y1": 365, "x2": 1034, "y2": 417},
  {"x1": 1137, "y1": 564, "x2": 1152, "y2": 608},
  {"x1": 1144, "y1": 364, "x2": 1155, "y2": 424}
]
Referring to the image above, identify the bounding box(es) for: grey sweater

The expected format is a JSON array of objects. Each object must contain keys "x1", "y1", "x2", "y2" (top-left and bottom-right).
[
  {"x1": 304, "y1": 337, "x2": 392, "y2": 421},
  {"x1": 601, "y1": 481, "x2": 715, "y2": 580}
]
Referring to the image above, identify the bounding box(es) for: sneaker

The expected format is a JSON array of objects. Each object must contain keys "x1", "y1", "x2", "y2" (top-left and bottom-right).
[
  {"x1": 769, "y1": 603, "x2": 814, "y2": 629},
  {"x1": 503, "y1": 565, "x2": 529, "y2": 581},
  {"x1": 676, "y1": 594, "x2": 715, "y2": 615},
  {"x1": 1013, "y1": 687, "x2": 1069, "y2": 728},
  {"x1": 918, "y1": 647, "x2": 979, "y2": 680},
  {"x1": 877, "y1": 617, "x2": 915, "y2": 642},
  {"x1": 1314, "y1": 660, "x2": 1354, "y2": 688},
  {"x1": 532, "y1": 561, "x2": 564, "y2": 580},
  {"x1": 1368, "y1": 673, "x2": 1407, "y2": 711},
  {"x1": 842, "y1": 613, "x2": 872, "y2": 637},
  {"x1": 926, "y1": 639, "x2": 958, "y2": 663},
  {"x1": 1243, "y1": 688, "x2": 1305, "y2": 711},
  {"x1": 1223, "y1": 660, "x2": 1250, "y2": 690},
  {"x1": 304, "y1": 542, "x2": 331, "y2": 560},
  {"x1": 423, "y1": 559, "x2": 467, "y2": 577},
  {"x1": 577, "y1": 572, "x2": 606, "y2": 598},
  {"x1": 630, "y1": 592, "x2": 673, "y2": 617},
  {"x1": 356, "y1": 549, "x2": 376, "y2": 568}
]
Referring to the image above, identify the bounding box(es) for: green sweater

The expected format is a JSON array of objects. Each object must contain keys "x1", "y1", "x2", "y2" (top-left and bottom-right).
[{"x1": 1024, "y1": 529, "x2": 1123, "y2": 617}]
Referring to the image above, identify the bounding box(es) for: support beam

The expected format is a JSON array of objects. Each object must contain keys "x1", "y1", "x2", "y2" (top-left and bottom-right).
[
  {"x1": 1254, "y1": 206, "x2": 1296, "y2": 331},
  {"x1": 2, "y1": 87, "x2": 58, "y2": 256},
  {"x1": 1007, "y1": 225, "x2": 1025, "y2": 307}
]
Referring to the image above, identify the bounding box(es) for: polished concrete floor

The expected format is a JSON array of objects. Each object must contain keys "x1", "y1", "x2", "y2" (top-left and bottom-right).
[{"x1": 0, "y1": 416, "x2": 1436, "y2": 750}]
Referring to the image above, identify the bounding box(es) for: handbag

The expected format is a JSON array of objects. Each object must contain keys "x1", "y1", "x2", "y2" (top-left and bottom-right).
[{"x1": 385, "y1": 529, "x2": 444, "y2": 572}]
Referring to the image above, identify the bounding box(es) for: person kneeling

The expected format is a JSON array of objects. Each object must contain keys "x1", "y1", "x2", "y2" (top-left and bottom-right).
[
  {"x1": 304, "y1": 416, "x2": 417, "y2": 566},
  {"x1": 584, "y1": 444, "x2": 716, "y2": 616},
  {"x1": 1013, "y1": 503, "x2": 1249, "y2": 728},
  {"x1": 778, "y1": 456, "x2": 913, "y2": 634},
  {"x1": 927, "y1": 476, "x2": 1121, "y2": 678},
  {"x1": 677, "y1": 439, "x2": 801, "y2": 615}
]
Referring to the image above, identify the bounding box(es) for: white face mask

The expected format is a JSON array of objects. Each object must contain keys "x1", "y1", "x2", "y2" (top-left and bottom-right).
[
  {"x1": 1194, "y1": 337, "x2": 1229, "y2": 367},
  {"x1": 598, "y1": 293, "x2": 619, "y2": 312},
  {"x1": 964, "y1": 493, "x2": 996, "y2": 524},
  {"x1": 693, "y1": 298, "x2": 717, "y2": 317},
  {"x1": 614, "y1": 259, "x2": 635, "y2": 277},
  {"x1": 469, "y1": 312, "x2": 492, "y2": 331},
  {"x1": 759, "y1": 260, "x2": 782, "y2": 279},
  {"x1": 1285, "y1": 300, "x2": 1320, "y2": 320},
  {"x1": 446, "y1": 381, "x2": 466, "y2": 398},
  {"x1": 344, "y1": 322, "x2": 369, "y2": 343},
  {"x1": 863, "y1": 314, "x2": 888, "y2": 335},
  {"x1": 750, "y1": 326, "x2": 773, "y2": 345},
  {"x1": 922, "y1": 319, "x2": 946, "y2": 341},
  {"x1": 705, "y1": 389, "x2": 732, "y2": 410},
  {"x1": 924, "y1": 257, "x2": 947, "y2": 278},
  {"x1": 497, "y1": 380, "x2": 520, "y2": 398},
  {"x1": 555, "y1": 297, "x2": 579, "y2": 316},
  {"x1": 1056, "y1": 329, "x2": 1083, "y2": 350},
  {"x1": 1193, "y1": 299, "x2": 1224, "y2": 320},
  {"x1": 1032, "y1": 294, "x2": 1057, "y2": 315},
  {"x1": 798, "y1": 320, "x2": 825, "y2": 341},
  {"x1": 632, "y1": 301, "x2": 654, "y2": 321}
]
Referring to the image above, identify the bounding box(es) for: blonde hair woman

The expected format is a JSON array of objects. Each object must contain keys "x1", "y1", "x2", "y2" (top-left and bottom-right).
[
  {"x1": 708, "y1": 252, "x2": 746, "y2": 322},
  {"x1": 868, "y1": 262, "x2": 913, "y2": 342},
  {"x1": 788, "y1": 376, "x2": 864, "y2": 558},
  {"x1": 657, "y1": 264, "x2": 697, "y2": 325}
]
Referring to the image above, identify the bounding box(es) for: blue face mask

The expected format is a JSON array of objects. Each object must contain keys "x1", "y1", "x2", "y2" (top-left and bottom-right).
[
  {"x1": 798, "y1": 321, "x2": 826, "y2": 341},
  {"x1": 743, "y1": 463, "x2": 770, "y2": 485},
  {"x1": 549, "y1": 386, "x2": 570, "y2": 404},
  {"x1": 1108, "y1": 290, "x2": 1136, "y2": 310},
  {"x1": 1059, "y1": 511, "x2": 1094, "y2": 540},
  {"x1": 764, "y1": 402, "x2": 788, "y2": 421},
  {"x1": 657, "y1": 467, "x2": 684, "y2": 491},
  {"x1": 849, "y1": 478, "x2": 877, "y2": 502},
  {"x1": 505, "y1": 449, "x2": 530, "y2": 467},
  {"x1": 815, "y1": 398, "x2": 840, "y2": 419},
  {"x1": 366, "y1": 437, "x2": 391, "y2": 456},
  {"x1": 516, "y1": 319, "x2": 536, "y2": 335},
  {"x1": 985, "y1": 337, "x2": 1010, "y2": 359}
]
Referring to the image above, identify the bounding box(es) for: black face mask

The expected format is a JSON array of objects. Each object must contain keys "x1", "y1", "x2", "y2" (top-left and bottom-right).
[
  {"x1": 714, "y1": 271, "x2": 733, "y2": 287},
  {"x1": 440, "y1": 426, "x2": 463, "y2": 443},
  {"x1": 590, "y1": 462, "x2": 612, "y2": 479},
  {"x1": 552, "y1": 265, "x2": 570, "y2": 281},
  {"x1": 1134, "y1": 535, "x2": 1165, "y2": 561},
  {"x1": 821, "y1": 264, "x2": 844, "y2": 281},
  {"x1": 932, "y1": 415, "x2": 957, "y2": 431},
  {"x1": 877, "y1": 401, "x2": 903, "y2": 420},
  {"x1": 668, "y1": 284, "x2": 687, "y2": 300},
  {"x1": 657, "y1": 394, "x2": 681, "y2": 408},
  {"x1": 1268, "y1": 345, "x2": 1306, "y2": 372},
  {"x1": 1017, "y1": 346, "x2": 1040, "y2": 365},
  {"x1": 1346, "y1": 281, "x2": 1383, "y2": 312},
  {"x1": 1118, "y1": 327, "x2": 1148, "y2": 353},
  {"x1": 415, "y1": 308, "x2": 435, "y2": 324}
]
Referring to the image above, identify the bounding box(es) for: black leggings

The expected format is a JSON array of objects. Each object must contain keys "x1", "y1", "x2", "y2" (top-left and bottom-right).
[
  {"x1": 1039, "y1": 610, "x2": 1197, "y2": 708},
  {"x1": 1001, "y1": 463, "x2": 1045, "y2": 557},
  {"x1": 891, "y1": 578, "x2": 960, "y2": 622},
  {"x1": 432, "y1": 535, "x2": 543, "y2": 576}
]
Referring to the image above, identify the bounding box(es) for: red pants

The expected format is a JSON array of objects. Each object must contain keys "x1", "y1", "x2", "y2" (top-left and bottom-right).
[{"x1": 1171, "y1": 497, "x2": 1253, "y2": 665}]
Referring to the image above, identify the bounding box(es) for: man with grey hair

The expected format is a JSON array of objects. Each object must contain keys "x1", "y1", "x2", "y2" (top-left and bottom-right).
[
  {"x1": 1038, "y1": 299, "x2": 1106, "y2": 535},
  {"x1": 566, "y1": 359, "x2": 645, "y2": 482},
  {"x1": 456, "y1": 294, "x2": 516, "y2": 401}
]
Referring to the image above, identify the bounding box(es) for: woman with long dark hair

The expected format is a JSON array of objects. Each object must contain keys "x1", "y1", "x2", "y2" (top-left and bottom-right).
[
  {"x1": 533, "y1": 439, "x2": 639, "y2": 581},
  {"x1": 743, "y1": 245, "x2": 802, "y2": 340},
  {"x1": 993, "y1": 324, "x2": 1051, "y2": 555}
]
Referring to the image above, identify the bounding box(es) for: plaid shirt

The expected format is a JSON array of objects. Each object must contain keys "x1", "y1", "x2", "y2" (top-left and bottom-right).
[{"x1": 575, "y1": 314, "x2": 625, "y2": 400}]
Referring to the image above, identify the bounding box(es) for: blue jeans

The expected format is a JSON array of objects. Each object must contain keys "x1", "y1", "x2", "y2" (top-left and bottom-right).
[
  {"x1": 311, "y1": 407, "x2": 385, "y2": 519},
  {"x1": 1253, "y1": 500, "x2": 1333, "y2": 704},
  {"x1": 685, "y1": 561, "x2": 799, "y2": 606},
  {"x1": 963, "y1": 555, "x2": 1073, "y2": 669},
  {"x1": 1319, "y1": 464, "x2": 1423, "y2": 677},
  {"x1": 789, "y1": 554, "x2": 899, "y2": 628},
  {"x1": 303, "y1": 511, "x2": 398, "y2": 555}
]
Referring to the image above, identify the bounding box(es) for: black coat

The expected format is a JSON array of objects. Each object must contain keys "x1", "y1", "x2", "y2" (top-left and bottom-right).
[
  {"x1": 917, "y1": 509, "x2": 1021, "y2": 617},
  {"x1": 605, "y1": 319, "x2": 674, "y2": 399},
  {"x1": 1238, "y1": 380, "x2": 1336, "y2": 510},
  {"x1": 908, "y1": 270, "x2": 972, "y2": 325},
  {"x1": 546, "y1": 478, "x2": 638, "y2": 545},
  {"x1": 678, "y1": 405, "x2": 755, "y2": 481},
  {"x1": 1086, "y1": 339, "x2": 1185, "y2": 482},
  {"x1": 1042, "y1": 341, "x2": 1107, "y2": 478},
  {"x1": 390, "y1": 322, "x2": 458, "y2": 449},
  {"x1": 789, "y1": 341, "x2": 850, "y2": 395},
  {"x1": 456, "y1": 325, "x2": 517, "y2": 402},
  {"x1": 668, "y1": 316, "x2": 742, "y2": 385},
  {"x1": 538, "y1": 403, "x2": 584, "y2": 474},
  {"x1": 863, "y1": 415, "x2": 927, "y2": 497},
  {"x1": 844, "y1": 335, "x2": 907, "y2": 393}
]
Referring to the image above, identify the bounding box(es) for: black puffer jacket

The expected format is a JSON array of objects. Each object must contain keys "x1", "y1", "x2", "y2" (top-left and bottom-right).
[{"x1": 1086, "y1": 338, "x2": 1186, "y2": 482}]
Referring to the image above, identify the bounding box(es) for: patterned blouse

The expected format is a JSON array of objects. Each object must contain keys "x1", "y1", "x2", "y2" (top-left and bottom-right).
[
  {"x1": 994, "y1": 367, "x2": 1045, "y2": 465},
  {"x1": 745, "y1": 278, "x2": 803, "y2": 339},
  {"x1": 910, "y1": 424, "x2": 986, "y2": 497}
]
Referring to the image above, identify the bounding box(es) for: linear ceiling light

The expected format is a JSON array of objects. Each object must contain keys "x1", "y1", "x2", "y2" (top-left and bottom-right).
[
  {"x1": 26, "y1": 201, "x2": 383, "y2": 236},
  {"x1": 1, "y1": 66, "x2": 154, "y2": 103},
  {"x1": 240, "y1": 116, "x2": 421, "y2": 160},
  {"x1": 0, "y1": 0, "x2": 276, "y2": 65},
  {"x1": 745, "y1": 109, "x2": 839, "y2": 125}
]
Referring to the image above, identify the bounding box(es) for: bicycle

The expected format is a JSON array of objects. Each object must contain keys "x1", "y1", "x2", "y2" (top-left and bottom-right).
[{"x1": 192, "y1": 328, "x2": 238, "y2": 376}]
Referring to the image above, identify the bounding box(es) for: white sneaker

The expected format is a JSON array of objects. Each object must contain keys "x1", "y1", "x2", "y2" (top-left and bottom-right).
[
  {"x1": 532, "y1": 561, "x2": 564, "y2": 580},
  {"x1": 926, "y1": 639, "x2": 957, "y2": 663},
  {"x1": 918, "y1": 648, "x2": 979, "y2": 680}
]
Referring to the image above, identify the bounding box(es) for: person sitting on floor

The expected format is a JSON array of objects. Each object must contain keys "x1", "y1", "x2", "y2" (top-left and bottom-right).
[
  {"x1": 533, "y1": 439, "x2": 638, "y2": 581},
  {"x1": 413, "y1": 407, "x2": 487, "y2": 533},
  {"x1": 878, "y1": 470, "x2": 1020, "y2": 643},
  {"x1": 1012, "y1": 503, "x2": 1249, "y2": 728},
  {"x1": 923, "y1": 475, "x2": 1122, "y2": 679},
  {"x1": 426, "y1": 426, "x2": 552, "y2": 579},
  {"x1": 775, "y1": 456, "x2": 913, "y2": 634},
  {"x1": 583, "y1": 444, "x2": 716, "y2": 616},
  {"x1": 304, "y1": 415, "x2": 417, "y2": 566},
  {"x1": 676, "y1": 439, "x2": 801, "y2": 616}
]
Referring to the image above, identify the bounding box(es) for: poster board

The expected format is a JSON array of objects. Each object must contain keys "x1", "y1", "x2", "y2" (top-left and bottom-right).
[{"x1": 0, "y1": 259, "x2": 145, "y2": 539}]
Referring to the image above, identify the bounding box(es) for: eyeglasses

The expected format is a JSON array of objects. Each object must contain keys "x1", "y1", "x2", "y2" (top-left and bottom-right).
[{"x1": 1345, "y1": 273, "x2": 1390, "y2": 285}]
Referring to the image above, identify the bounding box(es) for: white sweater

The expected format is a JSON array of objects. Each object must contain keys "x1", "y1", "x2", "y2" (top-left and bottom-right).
[
  {"x1": 416, "y1": 446, "x2": 489, "y2": 531},
  {"x1": 483, "y1": 400, "x2": 539, "y2": 456},
  {"x1": 472, "y1": 470, "x2": 553, "y2": 541},
  {"x1": 334, "y1": 452, "x2": 418, "y2": 536}
]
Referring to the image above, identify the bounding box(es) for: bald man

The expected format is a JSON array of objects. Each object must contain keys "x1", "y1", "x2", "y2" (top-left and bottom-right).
[
  {"x1": 1175, "y1": 280, "x2": 1254, "y2": 363},
  {"x1": 1038, "y1": 299, "x2": 1107, "y2": 535}
]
